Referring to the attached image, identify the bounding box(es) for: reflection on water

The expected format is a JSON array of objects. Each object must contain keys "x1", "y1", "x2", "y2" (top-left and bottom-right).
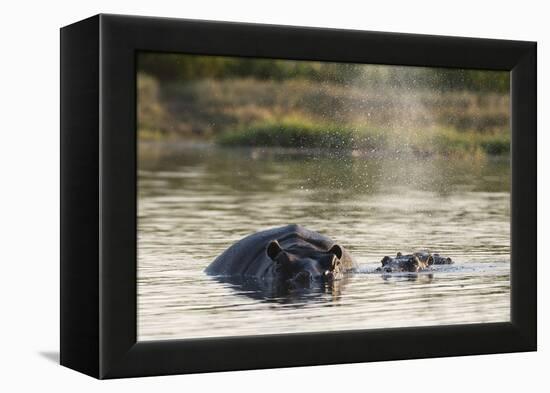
[
  {"x1": 138, "y1": 142, "x2": 510, "y2": 341},
  {"x1": 211, "y1": 274, "x2": 353, "y2": 303}
]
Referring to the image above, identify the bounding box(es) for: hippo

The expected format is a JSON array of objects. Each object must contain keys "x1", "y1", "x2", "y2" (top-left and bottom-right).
[
  {"x1": 205, "y1": 224, "x2": 357, "y2": 287},
  {"x1": 376, "y1": 252, "x2": 453, "y2": 273}
]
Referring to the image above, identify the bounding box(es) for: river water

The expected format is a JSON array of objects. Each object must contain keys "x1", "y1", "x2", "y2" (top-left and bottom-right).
[{"x1": 137, "y1": 142, "x2": 510, "y2": 341}]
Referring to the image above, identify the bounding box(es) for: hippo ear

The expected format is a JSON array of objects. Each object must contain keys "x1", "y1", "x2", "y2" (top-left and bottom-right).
[
  {"x1": 381, "y1": 256, "x2": 390, "y2": 266},
  {"x1": 328, "y1": 244, "x2": 343, "y2": 259},
  {"x1": 267, "y1": 240, "x2": 283, "y2": 260}
]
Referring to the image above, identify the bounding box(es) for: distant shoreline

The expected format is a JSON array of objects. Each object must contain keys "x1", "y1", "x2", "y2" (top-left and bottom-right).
[
  {"x1": 138, "y1": 138, "x2": 510, "y2": 161},
  {"x1": 138, "y1": 73, "x2": 510, "y2": 160}
]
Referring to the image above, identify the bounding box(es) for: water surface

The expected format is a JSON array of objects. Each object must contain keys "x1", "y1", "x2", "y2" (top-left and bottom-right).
[{"x1": 138, "y1": 143, "x2": 510, "y2": 341}]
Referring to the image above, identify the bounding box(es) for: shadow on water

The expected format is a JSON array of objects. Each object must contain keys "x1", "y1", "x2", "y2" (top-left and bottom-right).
[{"x1": 209, "y1": 274, "x2": 352, "y2": 305}]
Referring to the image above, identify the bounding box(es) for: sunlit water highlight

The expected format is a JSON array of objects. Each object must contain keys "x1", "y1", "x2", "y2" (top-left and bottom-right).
[{"x1": 138, "y1": 143, "x2": 510, "y2": 341}]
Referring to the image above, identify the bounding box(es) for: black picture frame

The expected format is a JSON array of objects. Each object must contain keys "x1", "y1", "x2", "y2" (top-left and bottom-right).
[{"x1": 60, "y1": 14, "x2": 537, "y2": 379}]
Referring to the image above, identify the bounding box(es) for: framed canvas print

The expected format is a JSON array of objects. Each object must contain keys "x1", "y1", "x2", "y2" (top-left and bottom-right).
[{"x1": 60, "y1": 14, "x2": 536, "y2": 379}]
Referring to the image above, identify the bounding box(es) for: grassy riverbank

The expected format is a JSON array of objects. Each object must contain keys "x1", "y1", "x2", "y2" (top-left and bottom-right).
[
  {"x1": 217, "y1": 119, "x2": 357, "y2": 149},
  {"x1": 216, "y1": 118, "x2": 509, "y2": 156},
  {"x1": 137, "y1": 61, "x2": 510, "y2": 157}
]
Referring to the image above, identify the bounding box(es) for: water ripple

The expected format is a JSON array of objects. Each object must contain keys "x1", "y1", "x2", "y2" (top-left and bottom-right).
[{"x1": 137, "y1": 145, "x2": 510, "y2": 340}]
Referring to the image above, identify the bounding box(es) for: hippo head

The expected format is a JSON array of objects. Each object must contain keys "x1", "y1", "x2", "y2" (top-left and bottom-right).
[
  {"x1": 432, "y1": 253, "x2": 453, "y2": 265},
  {"x1": 378, "y1": 252, "x2": 433, "y2": 273},
  {"x1": 266, "y1": 240, "x2": 344, "y2": 285}
]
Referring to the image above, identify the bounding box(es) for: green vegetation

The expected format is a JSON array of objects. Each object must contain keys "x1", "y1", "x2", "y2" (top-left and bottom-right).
[
  {"x1": 137, "y1": 53, "x2": 510, "y2": 158},
  {"x1": 217, "y1": 119, "x2": 509, "y2": 157},
  {"x1": 431, "y1": 129, "x2": 510, "y2": 156},
  {"x1": 139, "y1": 53, "x2": 509, "y2": 93},
  {"x1": 218, "y1": 120, "x2": 356, "y2": 149}
]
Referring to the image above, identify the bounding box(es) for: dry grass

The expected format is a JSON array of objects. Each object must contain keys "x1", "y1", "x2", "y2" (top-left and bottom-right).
[{"x1": 138, "y1": 73, "x2": 510, "y2": 156}]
